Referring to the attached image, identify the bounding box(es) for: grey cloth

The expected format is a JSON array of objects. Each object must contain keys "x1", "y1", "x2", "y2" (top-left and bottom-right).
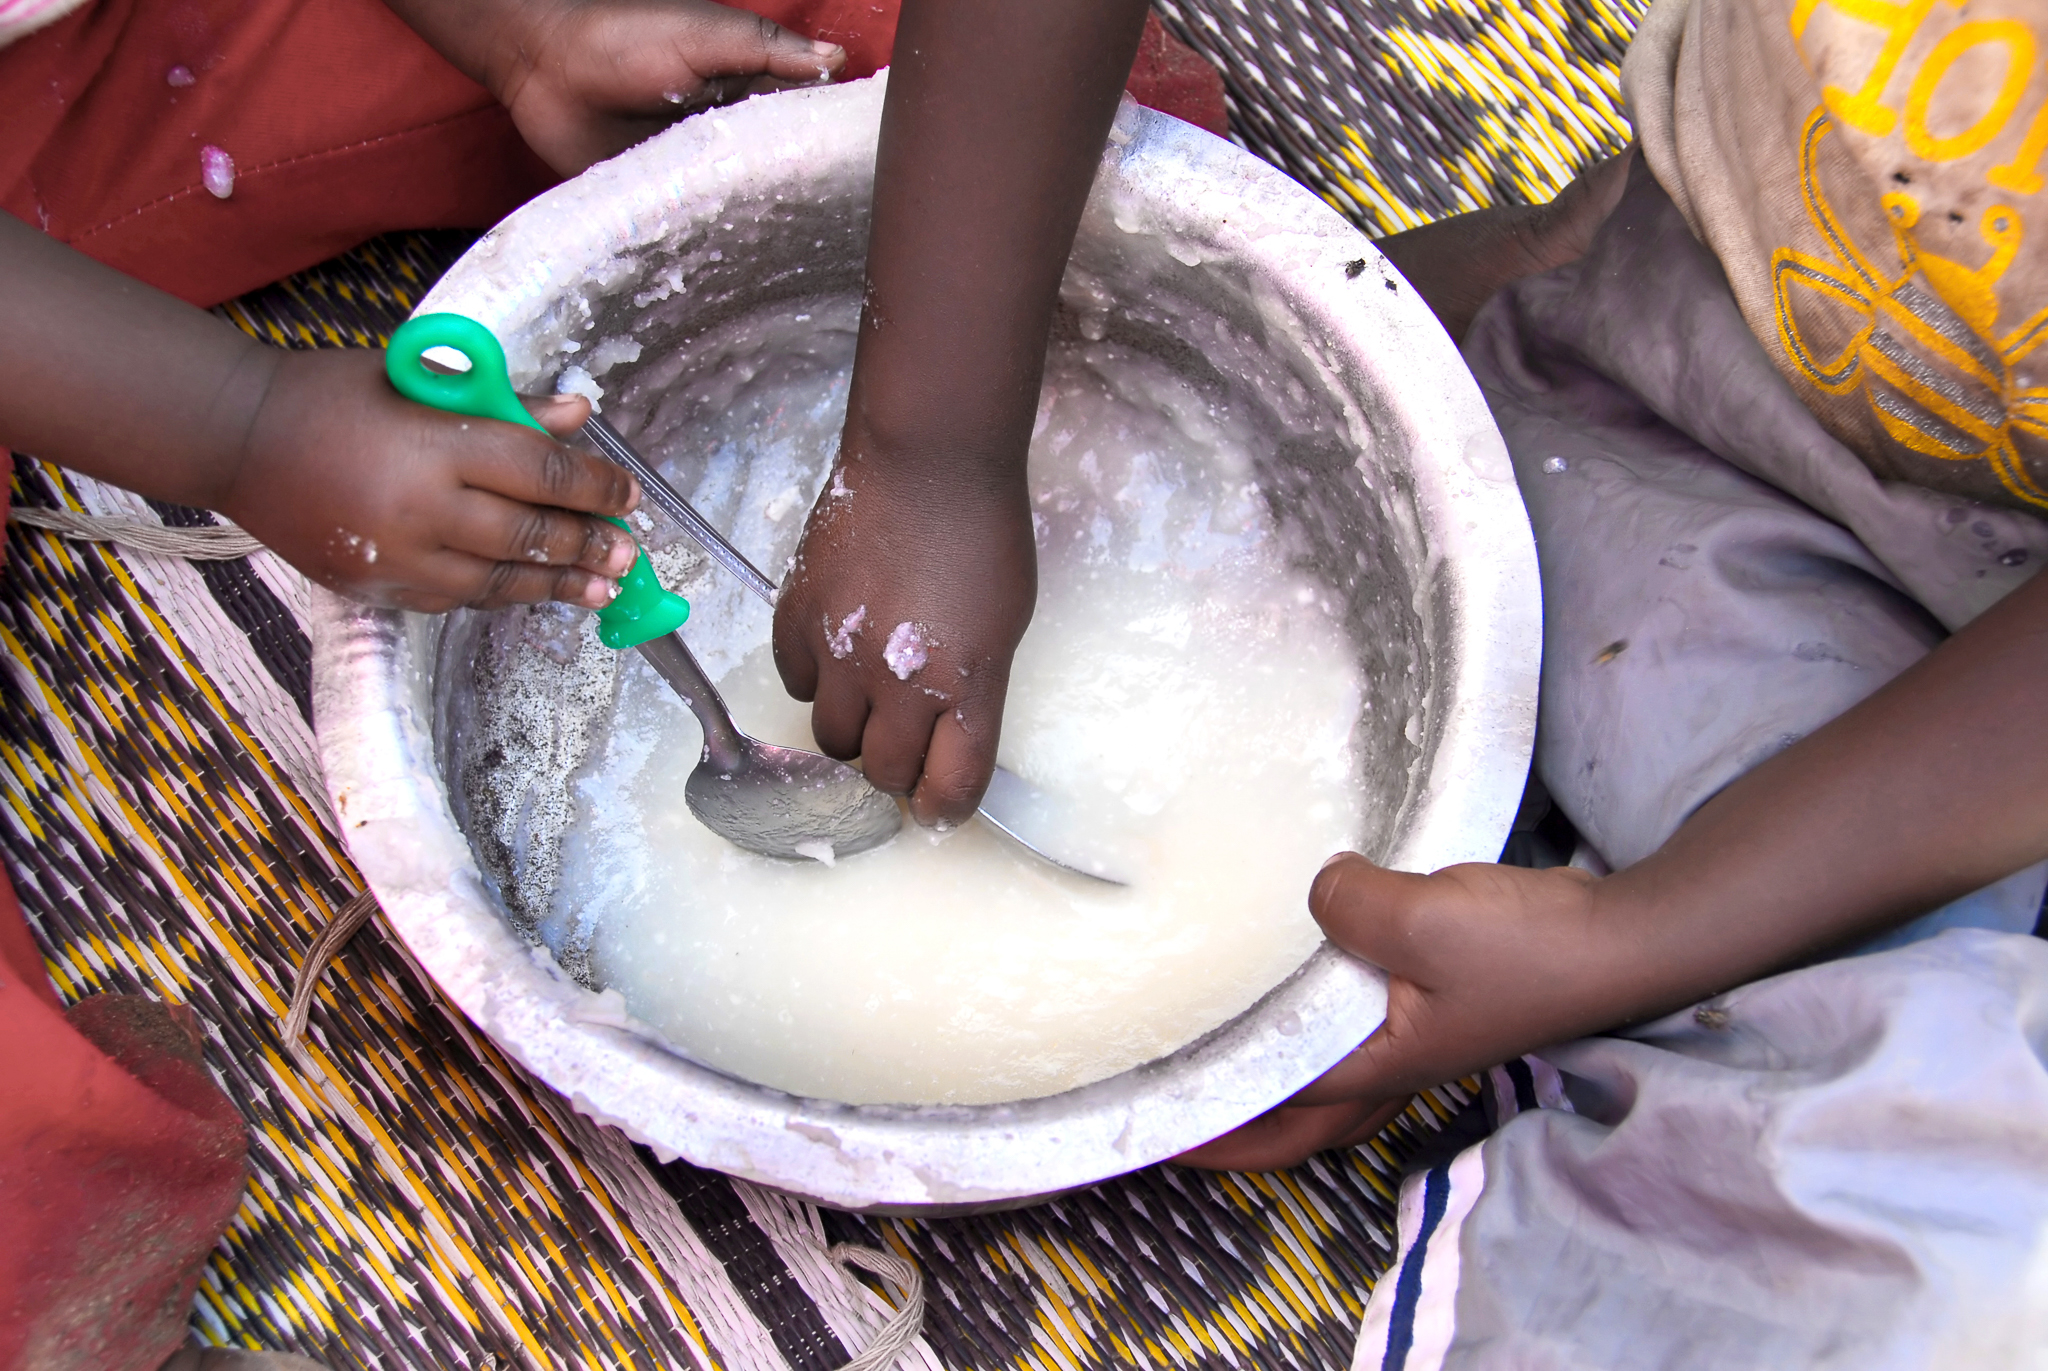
[
  {"x1": 1351, "y1": 162, "x2": 2048, "y2": 1370},
  {"x1": 1453, "y1": 930, "x2": 2048, "y2": 1370},
  {"x1": 1470, "y1": 156, "x2": 2048, "y2": 870}
]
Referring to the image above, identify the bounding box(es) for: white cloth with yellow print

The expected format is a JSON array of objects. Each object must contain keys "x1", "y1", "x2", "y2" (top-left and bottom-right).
[
  {"x1": 1636, "y1": 0, "x2": 2048, "y2": 524},
  {"x1": 1345, "y1": 1, "x2": 2048, "y2": 1366}
]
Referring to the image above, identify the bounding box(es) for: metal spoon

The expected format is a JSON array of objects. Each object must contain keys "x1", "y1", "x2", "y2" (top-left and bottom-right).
[
  {"x1": 582, "y1": 413, "x2": 1129, "y2": 885},
  {"x1": 634, "y1": 632, "x2": 902, "y2": 862}
]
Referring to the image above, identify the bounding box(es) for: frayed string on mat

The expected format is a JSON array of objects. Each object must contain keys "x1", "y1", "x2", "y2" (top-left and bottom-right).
[
  {"x1": 9, "y1": 506, "x2": 265, "y2": 560},
  {"x1": 829, "y1": 1243, "x2": 926, "y2": 1371},
  {"x1": 14, "y1": 498, "x2": 375, "y2": 1052},
  {"x1": 284, "y1": 888, "x2": 379, "y2": 1048}
]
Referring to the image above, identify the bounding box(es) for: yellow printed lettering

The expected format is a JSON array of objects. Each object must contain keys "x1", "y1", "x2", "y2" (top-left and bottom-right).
[
  {"x1": 1905, "y1": 20, "x2": 2036, "y2": 161},
  {"x1": 1991, "y1": 76, "x2": 2048, "y2": 193},
  {"x1": 1800, "y1": 0, "x2": 1954, "y2": 136}
]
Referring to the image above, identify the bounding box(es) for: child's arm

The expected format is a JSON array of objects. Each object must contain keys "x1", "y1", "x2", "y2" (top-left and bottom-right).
[
  {"x1": 771, "y1": 0, "x2": 1153, "y2": 825},
  {"x1": 0, "y1": 215, "x2": 640, "y2": 610},
  {"x1": 1181, "y1": 564, "x2": 2048, "y2": 1171},
  {"x1": 379, "y1": 0, "x2": 847, "y2": 175}
]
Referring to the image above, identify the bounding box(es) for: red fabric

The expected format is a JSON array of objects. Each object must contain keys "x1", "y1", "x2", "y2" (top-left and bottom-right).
[
  {"x1": 1125, "y1": 11, "x2": 1227, "y2": 138},
  {"x1": 0, "y1": 866, "x2": 250, "y2": 1371},
  {"x1": 0, "y1": 0, "x2": 557, "y2": 307},
  {"x1": 748, "y1": 0, "x2": 898, "y2": 81},
  {"x1": 1, "y1": 0, "x2": 1225, "y2": 308}
]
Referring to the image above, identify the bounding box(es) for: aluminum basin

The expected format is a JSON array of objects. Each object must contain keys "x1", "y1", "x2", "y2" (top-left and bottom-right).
[{"x1": 310, "y1": 76, "x2": 1538, "y2": 1211}]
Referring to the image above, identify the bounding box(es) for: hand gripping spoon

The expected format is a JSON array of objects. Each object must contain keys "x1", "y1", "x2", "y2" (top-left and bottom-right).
[
  {"x1": 386, "y1": 314, "x2": 901, "y2": 862},
  {"x1": 578, "y1": 412, "x2": 1130, "y2": 885}
]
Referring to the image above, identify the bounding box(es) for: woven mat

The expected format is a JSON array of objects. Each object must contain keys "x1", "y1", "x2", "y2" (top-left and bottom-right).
[
  {"x1": 2, "y1": 6, "x2": 1641, "y2": 1367},
  {"x1": 1156, "y1": 0, "x2": 1645, "y2": 233}
]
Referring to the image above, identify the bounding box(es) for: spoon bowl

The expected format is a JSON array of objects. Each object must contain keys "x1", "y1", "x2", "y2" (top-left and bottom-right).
[{"x1": 636, "y1": 630, "x2": 902, "y2": 861}]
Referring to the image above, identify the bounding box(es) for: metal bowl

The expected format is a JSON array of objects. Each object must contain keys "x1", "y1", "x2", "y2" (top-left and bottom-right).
[{"x1": 310, "y1": 76, "x2": 1538, "y2": 1211}]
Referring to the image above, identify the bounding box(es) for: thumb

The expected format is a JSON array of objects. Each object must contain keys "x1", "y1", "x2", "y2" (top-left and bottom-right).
[
  {"x1": 673, "y1": 5, "x2": 847, "y2": 82},
  {"x1": 1283, "y1": 855, "x2": 1454, "y2": 1105},
  {"x1": 1309, "y1": 853, "x2": 1451, "y2": 986}
]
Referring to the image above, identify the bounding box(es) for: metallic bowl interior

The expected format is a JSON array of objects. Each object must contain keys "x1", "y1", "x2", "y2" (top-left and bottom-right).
[{"x1": 309, "y1": 76, "x2": 1539, "y2": 1212}]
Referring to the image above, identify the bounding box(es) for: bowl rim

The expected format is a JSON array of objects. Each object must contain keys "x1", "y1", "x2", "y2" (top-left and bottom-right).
[{"x1": 310, "y1": 76, "x2": 1539, "y2": 1209}]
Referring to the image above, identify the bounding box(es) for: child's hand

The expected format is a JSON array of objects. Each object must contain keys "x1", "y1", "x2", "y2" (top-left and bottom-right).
[
  {"x1": 1, "y1": 215, "x2": 638, "y2": 613},
  {"x1": 217, "y1": 348, "x2": 641, "y2": 611},
  {"x1": 501, "y1": 0, "x2": 847, "y2": 173},
  {"x1": 1184, "y1": 555, "x2": 2048, "y2": 1171},
  {"x1": 395, "y1": 0, "x2": 847, "y2": 176},
  {"x1": 771, "y1": 457, "x2": 1036, "y2": 824},
  {"x1": 1175, "y1": 855, "x2": 1613, "y2": 1172}
]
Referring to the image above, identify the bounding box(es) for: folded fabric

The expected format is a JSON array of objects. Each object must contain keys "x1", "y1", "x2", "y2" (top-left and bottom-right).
[{"x1": 0, "y1": 865, "x2": 251, "y2": 1371}]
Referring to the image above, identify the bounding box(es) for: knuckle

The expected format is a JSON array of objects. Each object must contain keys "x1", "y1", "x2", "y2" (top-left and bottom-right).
[
  {"x1": 919, "y1": 753, "x2": 987, "y2": 815},
  {"x1": 925, "y1": 766, "x2": 981, "y2": 808},
  {"x1": 536, "y1": 444, "x2": 580, "y2": 501},
  {"x1": 467, "y1": 561, "x2": 521, "y2": 609},
  {"x1": 550, "y1": 567, "x2": 594, "y2": 604},
  {"x1": 513, "y1": 510, "x2": 557, "y2": 562},
  {"x1": 579, "y1": 517, "x2": 618, "y2": 565}
]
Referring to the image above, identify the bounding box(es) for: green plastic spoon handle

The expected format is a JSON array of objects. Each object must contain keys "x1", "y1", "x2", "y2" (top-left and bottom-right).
[
  {"x1": 385, "y1": 313, "x2": 689, "y2": 650},
  {"x1": 386, "y1": 313, "x2": 545, "y2": 432}
]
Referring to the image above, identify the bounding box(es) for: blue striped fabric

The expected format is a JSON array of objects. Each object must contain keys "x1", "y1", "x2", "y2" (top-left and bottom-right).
[{"x1": 1380, "y1": 1163, "x2": 1452, "y2": 1371}]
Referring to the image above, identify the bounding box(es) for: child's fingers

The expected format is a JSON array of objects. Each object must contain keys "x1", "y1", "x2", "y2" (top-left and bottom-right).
[
  {"x1": 769, "y1": 596, "x2": 822, "y2": 700},
  {"x1": 1172, "y1": 1097, "x2": 1405, "y2": 1172},
  {"x1": 452, "y1": 430, "x2": 639, "y2": 521},
  {"x1": 1281, "y1": 1009, "x2": 1429, "y2": 1105},
  {"x1": 857, "y1": 696, "x2": 940, "y2": 796},
  {"x1": 1295, "y1": 858, "x2": 1479, "y2": 1103},
  {"x1": 1301, "y1": 859, "x2": 1611, "y2": 1107},
  {"x1": 369, "y1": 549, "x2": 617, "y2": 612},
  {"x1": 910, "y1": 697, "x2": 1000, "y2": 825},
  {"x1": 807, "y1": 673, "x2": 872, "y2": 761},
  {"x1": 442, "y1": 550, "x2": 618, "y2": 610},
  {"x1": 440, "y1": 492, "x2": 638, "y2": 577}
]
